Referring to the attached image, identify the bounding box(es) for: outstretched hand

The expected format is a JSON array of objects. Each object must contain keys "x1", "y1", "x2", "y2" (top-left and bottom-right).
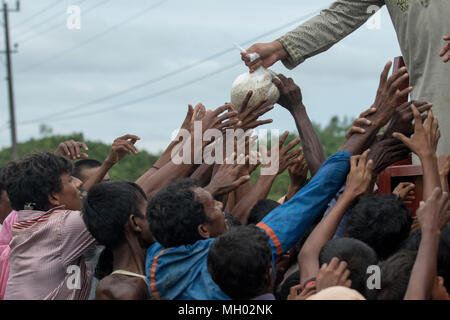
[
  {"x1": 383, "y1": 101, "x2": 432, "y2": 139},
  {"x1": 417, "y1": 187, "x2": 450, "y2": 233},
  {"x1": 344, "y1": 149, "x2": 374, "y2": 197},
  {"x1": 272, "y1": 74, "x2": 303, "y2": 113},
  {"x1": 205, "y1": 153, "x2": 251, "y2": 197},
  {"x1": 393, "y1": 182, "x2": 416, "y2": 205},
  {"x1": 367, "y1": 61, "x2": 413, "y2": 128},
  {"x1": 105, "y1": 134, "x2": 140, "y2": 166},
  {"x1": 315, "y1": 257, "x2": 352, "y2": 292},
  {"x1": 55, "y1": 140, "x2": 89, "y2": 160},
  {"x1": 236, "y1": 91, "x2": 274, "y2": 130},
  {"x1": 393, "y1": 106, "x2": 441, "y2": 159},
  {"x1": 345, "y1": 107, "x2": 376, "y2": 140}
]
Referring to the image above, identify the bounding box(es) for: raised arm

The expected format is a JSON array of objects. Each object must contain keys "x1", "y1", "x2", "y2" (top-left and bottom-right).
[
  {"x1": 438, "y1": 155, "x2": 450, "y2": 194},
  {"x1": 393, "y1": 107, "x2": 441, "y2": 201},
  {"x1": 404, "y1": 187, "x2": 450, "y2": 300},
  {"x1": 242, "y1": 0, "x2": 385, "y2": 71},
  {"x1": 82, "y1": 134, "x2": 139, "y2": 192},
  {"x1": 138, "y1": 104, "x2": 240, "y2": 198},
  {"x1": 272, "y1": 75, "x2": 325, "y2": 176},
  {"x1": 231, "y1": 131, "x2": 301, "y2": 225},
  {"x1": 298, "y1": 150, "x2": 373, "y2": 285}
]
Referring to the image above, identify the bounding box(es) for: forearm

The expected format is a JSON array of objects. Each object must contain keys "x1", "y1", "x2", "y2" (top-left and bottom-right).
[
  {"x1": 340, "y1": 120, "x2": 381, "y2": 155},
  {"x1": 139, "y1": 161, "x2": 193, "y2": 198},
  {"x1": 190, "y1": 163, "x2": 214, "y2": 187},
  {"x1": 440, "y1": 174, "x2": 449, "y2": 194},
  {"x1": 135, "y1": 141, "x2": 180, "y2": 186},
  {"x1": 420, "y1": 154, "x2": 441, "y2": 200},
  {"x1": 82, "y1": 161, "x2": 114, "y2": 191},
  {"x1": 277, "y1": 0, "x2": 384, "y2": 69},
  {"x1": 299, "y1": 191, "x2": 355, "y2": 284},
  {"x1": 231, "y1": 175, "x2": 276, "y2": 225},
  {"x1": 291, "y1": 105, "x2": 325, "y2": 176},
  {"x1": 404, "y1": 231, "x2": 440, "y2": 300}
]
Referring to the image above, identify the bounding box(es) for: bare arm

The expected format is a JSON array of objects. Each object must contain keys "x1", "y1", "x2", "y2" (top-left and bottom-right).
[
  {"x1": 231, "y1": 132, "x2": 301, "y2": 225},
  {"x1": 83, "y1": 135, "x2": 139, "y2": 192},
  {"x1": 273, "y1": 75, "x2": 325, "y2": 176},
  {"x1": 393, "y1": 107, "x2": 441, "y2": 201},
  {"x1": 299, "y1": 150, "x2": 373, "y2": 285},
  {"x1": 404, "y1": 187, "x2": 450, "y2": 300}
]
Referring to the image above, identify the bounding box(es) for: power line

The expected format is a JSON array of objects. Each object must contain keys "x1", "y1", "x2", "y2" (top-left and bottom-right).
[
  {"x1": 13, "y1": 0, "x2": 87, "y2": 41},
  {"x1": 16, "y1": 0, "x2": 168, "y2": 73},
  {"x1": 44, "y1": 61, "x2": 242, "y2": 123},
  {"x1": 18, "y1": 9, "x2": 319, "y2": 126},
  {"x1": 11, "y1": 0, "x2": 60, "y2": 30},
  {"x1": 17, "y1": 0, "x2": 111, "y2": 45}
]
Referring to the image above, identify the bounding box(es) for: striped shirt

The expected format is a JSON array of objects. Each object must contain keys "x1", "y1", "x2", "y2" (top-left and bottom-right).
[{"x1": 4, "y1": 206, "x2": 97, "y2": 300}]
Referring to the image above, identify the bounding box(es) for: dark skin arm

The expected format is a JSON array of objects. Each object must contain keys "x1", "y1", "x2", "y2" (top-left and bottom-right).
[
  {"x1": 82, "y1": 134, "x2": 139, "y2": 192},
  {"x1": 340, "y1": 61, "x2": 413, "y2": 155},
  {"x1": 299, "y1": 150, "x2": 373, "y2": 285},
  {"x1": 404, "y1": 187, "x2": 450, "y2": 300},
  {"x1": 231, "y1": 131, "x2": 301, "y2": 225},
  {"x1": 272, "y1": 75, "x2": 325, "y2": 176},
  {"x1": 138, "y1": 104, "x2": 240, "y2": 198},
  {"x1": 393, "y1": 107, "x2": 441, "y2": 201}
]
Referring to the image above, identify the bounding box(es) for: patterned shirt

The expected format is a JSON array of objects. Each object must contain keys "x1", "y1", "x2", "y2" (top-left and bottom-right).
[{"x1": 4, "y1": 207, "x2": 97, "y2": 300}]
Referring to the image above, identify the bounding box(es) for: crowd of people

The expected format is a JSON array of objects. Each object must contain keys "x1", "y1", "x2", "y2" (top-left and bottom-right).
[{"x1": 0, "y1": 60, "x2": 449, "y2": 300}]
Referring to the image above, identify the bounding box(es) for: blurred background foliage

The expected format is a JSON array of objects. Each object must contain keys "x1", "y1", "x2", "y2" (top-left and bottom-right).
[{"x1": 0, "y1": 116, "x2": 352, "y2": 199}]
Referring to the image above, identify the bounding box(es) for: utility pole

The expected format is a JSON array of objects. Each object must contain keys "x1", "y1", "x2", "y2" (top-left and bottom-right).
[{"x1": 1, "y1": 1, "x2": 20, "y2": 160}]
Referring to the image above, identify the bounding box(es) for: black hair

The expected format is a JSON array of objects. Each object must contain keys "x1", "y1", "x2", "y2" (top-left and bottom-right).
[
  {"x1": 146, "y1": 178, "x2": 210, "y2": 248},
  {"x1": 319, "y1": 237, "x2": 379, "y2": 295},
  {"x1": 3, "y1": 152, "x2": 73, "y2": 211},
  {"x1": 73, "y1": 159, "x2": 103, "y2": 180},
  {"x1": 248, "y1": 199, "x2": 280, "y2": 225},
  {"x1": 207, "y1": 225, "x2": 272, "y2": 300},
  {"x1": 82, "y1": 181, "x2": 147, "y2": 250},
  {"x1": 343, "y1": 194, "x2": 412, "y2": 260},
  {"x1": 225, "y1": 213, "x2": 242, "y2": 227},
  {"x1": 370, "y1": 250, "x2": 417, "y2": 300},
  {"x1": 402, "y1": 222, "x2": 450, "y2": 291},
  {"x1": 276, "y1": 270, "x2": 300, "y2": 300}
]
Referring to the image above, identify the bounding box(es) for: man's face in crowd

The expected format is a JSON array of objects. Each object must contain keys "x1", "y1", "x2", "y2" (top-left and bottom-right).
[
  {"x1": 51, "y1": 173, "x2": 82, "y2": 211},
  {"x1": 134, "y1": 197, "x2": 154, "y2": 248},
  {"x1": 0, "y1": 189, "x2": 12, "y2": 224},
  {"x1": 80, "y1": 167, "x2": 110, "y2": 183},
  {"x1": 193, "y1": 187, "x2": 228, "y2": 239}
]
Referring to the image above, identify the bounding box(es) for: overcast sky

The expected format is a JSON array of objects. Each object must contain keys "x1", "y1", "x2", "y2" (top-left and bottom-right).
[{"x1": 0, "y1": 0, "x2": 402, "y2": 154}]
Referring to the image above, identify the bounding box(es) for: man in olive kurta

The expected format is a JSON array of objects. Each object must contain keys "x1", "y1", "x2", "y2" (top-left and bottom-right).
[{"x1": 243, "y1": 0, "x2": 450, "y2": 156}]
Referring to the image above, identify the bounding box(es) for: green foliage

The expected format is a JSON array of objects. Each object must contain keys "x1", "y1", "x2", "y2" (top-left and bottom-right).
[
  {"x1": 0, "y1": 133, "x2": 159, "y2": 182},
  {"x1": 0, "y1": 115, "x2": 351, "y2": 198}
]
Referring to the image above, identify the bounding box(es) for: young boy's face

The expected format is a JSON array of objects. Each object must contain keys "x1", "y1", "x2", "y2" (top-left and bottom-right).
[
  {"x1": 52, "y1": 173, "x2": 82, "y2": 211},
  {"x1": 431, "y1": 276, "x2": 449, "y2": 300}
]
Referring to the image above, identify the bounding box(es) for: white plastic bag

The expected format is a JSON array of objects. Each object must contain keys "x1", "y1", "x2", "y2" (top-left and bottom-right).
[{"x1": 230, "y1": 67, "x2": 280, "y2": 112}]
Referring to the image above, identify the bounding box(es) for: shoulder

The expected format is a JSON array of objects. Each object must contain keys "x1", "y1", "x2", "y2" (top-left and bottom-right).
[{"x1": 96, "y1": 275, "x2": 148, "y2": 300}]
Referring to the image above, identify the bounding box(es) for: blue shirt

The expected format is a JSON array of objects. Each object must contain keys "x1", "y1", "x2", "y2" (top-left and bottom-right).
[{"x1": 145, "y1": 150, "x2": 352, "y2": 300}]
